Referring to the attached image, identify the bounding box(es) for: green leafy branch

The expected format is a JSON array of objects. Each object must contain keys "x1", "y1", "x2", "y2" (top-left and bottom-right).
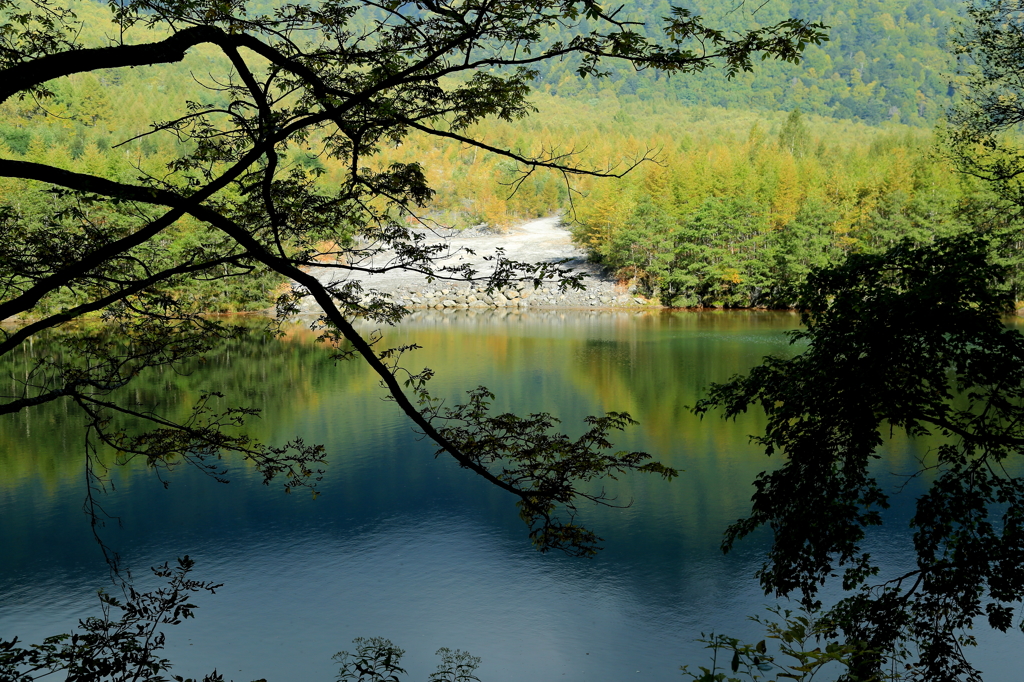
[{"x1": 682, "y1": 606, "x2": 883, "y2": 682}]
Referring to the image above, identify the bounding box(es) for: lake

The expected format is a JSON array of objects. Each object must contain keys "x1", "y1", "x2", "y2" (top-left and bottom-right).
[{"x1": 0, "y1": 309, "x2": 1016, "y2": 681}]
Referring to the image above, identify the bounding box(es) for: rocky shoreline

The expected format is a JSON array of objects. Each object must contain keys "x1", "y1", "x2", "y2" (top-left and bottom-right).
[
  {"x1": 294, "y1": 216, "x2": 659, "y2": 313},
  {"x1": 292, "y1": 274, "x2": 656, "y2": 314},
  {"x1": 359, "y1": 278, "x2": 650, "y2": 310}
]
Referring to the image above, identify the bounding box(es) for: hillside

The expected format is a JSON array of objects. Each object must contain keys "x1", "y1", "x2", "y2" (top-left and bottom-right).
[
  {"x1": 533, "y1": 0, "x2": 962, "y2": 125},
  {"x1": 0, "y1": 0, "x2": 1002, "y2": 313}
]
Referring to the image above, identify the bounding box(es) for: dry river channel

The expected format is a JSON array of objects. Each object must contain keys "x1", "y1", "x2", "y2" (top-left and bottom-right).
[{"x1": 296, "y1": 216, "x2": 653, "y2": 313}]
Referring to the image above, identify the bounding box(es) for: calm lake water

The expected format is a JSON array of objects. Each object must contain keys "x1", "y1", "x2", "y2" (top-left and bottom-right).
[{"x1": 0, "y1": 310, "x2": 1017, "y2": 681}]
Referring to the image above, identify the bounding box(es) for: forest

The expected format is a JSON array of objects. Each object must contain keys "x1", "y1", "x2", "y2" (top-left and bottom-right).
[
  {"x1": 6, "y1": 0, "x2": 1024, "y2": 680},
  {"x1": 0, "y1": 0, "x2": 1013, "y2": 312}
]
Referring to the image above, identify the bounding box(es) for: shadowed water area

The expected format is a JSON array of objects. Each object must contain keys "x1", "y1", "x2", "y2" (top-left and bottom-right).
[{"x1": 0, "y1": 310, "x2": 1017, "y2": 681}]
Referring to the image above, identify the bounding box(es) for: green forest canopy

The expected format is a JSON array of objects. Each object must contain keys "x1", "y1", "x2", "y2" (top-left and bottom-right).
[
  {"x1": 0, "y1": 0, "x2": 1004, "y2": 317},
  {"x1": 531, "y1": 0, "x2": 962, "y2": 125}
]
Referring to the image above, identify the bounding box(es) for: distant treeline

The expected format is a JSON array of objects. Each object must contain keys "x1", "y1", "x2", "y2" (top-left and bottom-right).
[
  {"x1": 571, "y1": 108, "x2": 1023, "y2": 307},
  {"x1": 175, "y1": 0, "x2": 965, "y2": 126},
  {"x1": 504, "y1": 0, "x2": 962, "y2": 126}
]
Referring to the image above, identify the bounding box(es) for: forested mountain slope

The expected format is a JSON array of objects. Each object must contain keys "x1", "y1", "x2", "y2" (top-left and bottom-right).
[
  {"x1": 536, "y1": 0, "x2": 961, "y2": 124},
  {"x1": 78, "y1": 0, "x2": 962, "y2": 126},
  {"x1": 0, "y1": 0, "x2": 995, "y2": 314}
]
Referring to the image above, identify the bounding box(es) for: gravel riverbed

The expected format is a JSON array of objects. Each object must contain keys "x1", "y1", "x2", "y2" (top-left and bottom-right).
[{"x1": 295, "y1": 216, "x2": 655, "y2": 313}]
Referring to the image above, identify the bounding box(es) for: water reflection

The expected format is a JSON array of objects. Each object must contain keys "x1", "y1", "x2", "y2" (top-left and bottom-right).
[{"x1": 0, "y1": 310, "x2": 1013, "y2": 680}]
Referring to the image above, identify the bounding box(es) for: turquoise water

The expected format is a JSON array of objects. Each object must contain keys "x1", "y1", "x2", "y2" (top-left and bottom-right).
[{"x1": 0, "y1": 310, "x2": 1015, "y2": 681}]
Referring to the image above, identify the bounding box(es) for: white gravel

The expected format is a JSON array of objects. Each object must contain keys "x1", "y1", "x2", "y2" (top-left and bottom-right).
[{"x1": 295, "y1": 215, "x2": 652, "y2": 312}]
